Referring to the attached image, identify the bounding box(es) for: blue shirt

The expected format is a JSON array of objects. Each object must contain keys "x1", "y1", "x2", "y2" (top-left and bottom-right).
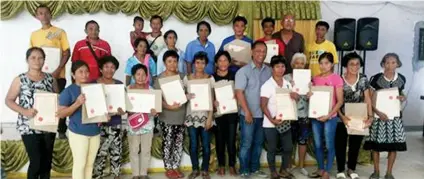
[
  {"x1": 235, "y1": 62, "x2": 272, "y2": 118},
  {"x1": 219, "y1": 35, "x2": 253, "y2": 73},
  {"x1": 185, "y1": 38, "x2": 216, "y2": 75},
  {"x1": 157, "y1": 47, "x2": 186, "y2": 75},
  {"x1": 59, "y1": 84, "x2": 100, "y2": 136},
  {"x1": 125, "y1": 55, "x2": 157, "y2": 86}
]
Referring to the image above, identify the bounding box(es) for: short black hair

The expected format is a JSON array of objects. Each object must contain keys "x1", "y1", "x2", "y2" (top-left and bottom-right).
[
  {"x1": 380, "y1": 53, "x2": 402, "y2": 68},
  {"x1": 197, "y1": 21, "x2": 212, "y2": 34},
  {"x1": 214, "y1": 51, "x2": 232, "y2": 64},
  {"x1": 164, "y1": 30, "x2": 178, "y2": 41},
  {"x1": 318, "y1": 52, "x2": 334, "y2": 64},
  {"x1": 26, "y1": 47, "x2": 45, "y2": 60},
  {"x1": 85, "y1": 20, "x2": 99, "y2": 29},
  {"x1": 163, "y1": 50, "x2": 180, "y2": 63},
  {"x1": 261, "y1": 17, "x2": 275, "y2": 28},
  {"x1": 315, "y1": 21, "x2": 330, "y2": 30},
  {"x1": 252, "y1": 40, "x2": 267, "y2": 50},
  {"x1": 36, "y1": 4, "x2": 51, "y2": 14},
  {"x1": 192, "y1": 51, "x2": 209, "y2": 65},
  {"x1": 270, "y1": 55, "x2": 287, "y2": 68},
  {"x1": 150, "y1": 15, "x2": 163, "y2": 24},
  {"x1": 133, "y1": 16, "x2": 144, "y2": 23},
  {"x1": 233, "y1": 16, "x2": 248, "y2": 25},
  {"x1": 131, "y1": 64, "x2": 148, "y2": 76},
  {"x1": 134, "y1": 38, "x2": 150, "y2": 50},
  {"x1": 98, "y1": 55, "x2": 120, "y2": 70},
  {"x1": 342, "y1": 52, "x2": 363, "y2": 67}
]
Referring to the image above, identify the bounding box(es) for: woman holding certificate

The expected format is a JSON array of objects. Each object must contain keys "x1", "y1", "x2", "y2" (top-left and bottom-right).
[
  {"x1": 5, "y1": 47, "x2": 59, "y2": 179},
  {"x1": 309, "y1": 52, "x2": 344, "y2": 179},
  {"x1": 184, "y1": 52, "x2": 215, "y2": 179},
  {"x1": 260, "y1": 56, "x2": 297, "y2": 179},
  {"x1": 57, "y1": 60, "x2": 102, "y2": 179},
  {"x1": 153, "y1": 50, "x2": 187, "y2": 179},
  {"x1": 92, "y1": 56, "x2": 125, "y2": 179},
  {"x1": 364, "y1": 53, "x2": 407, "y2": 179},
  {"x1": 335, "y1": 52, "x2": 373, "y2": 179}
]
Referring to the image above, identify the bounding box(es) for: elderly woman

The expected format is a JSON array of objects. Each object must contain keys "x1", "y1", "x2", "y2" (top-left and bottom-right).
[
  {"x1": 364, "y1": 53, "x2": 407, "y2": 179},
  {"x1": 283, "y1": 53, "x2": 310, "y2": 177},
  {"x1": 157, "y1": 30, "x2": 186, "y2": 75}
]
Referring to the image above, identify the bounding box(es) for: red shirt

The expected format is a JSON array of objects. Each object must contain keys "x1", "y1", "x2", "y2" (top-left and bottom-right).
[
  {"x1": 256, "y1": 37, "x2": 286, "y2": 56},
  {"x1": 72, "y1": 38, "x2": 111, "y2": 81}
]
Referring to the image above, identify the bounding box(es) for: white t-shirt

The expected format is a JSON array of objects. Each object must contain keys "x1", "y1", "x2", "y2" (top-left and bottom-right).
[
  {"x1": 260, "y1": 77, "x2": 292, "y2": 128},
  {"x1": 146, "y1": 34, "x2": 166, "y2": 56}
]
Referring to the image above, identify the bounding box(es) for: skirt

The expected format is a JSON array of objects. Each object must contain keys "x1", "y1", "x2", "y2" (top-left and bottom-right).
[{"x1": 364, "y1": 117, "x2": 407, "y2": 152}]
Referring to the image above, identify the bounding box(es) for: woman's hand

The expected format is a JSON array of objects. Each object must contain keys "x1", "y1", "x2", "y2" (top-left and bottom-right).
[
  {"x1": 150, "y1": 108, "x2": 158, "y2": 117},
  {"x1": 117, "y1": 107, "x2": 126, "y2": 115},
  {"x1": 364, "y1": 116, "x2": 373, "y2": 128},
  {"x1": 271, "y1": 118, "x2": 284, "y2": 125},
  {"x1": 306, "y1": 91, "x2": 313, "y2": 99},
  {"x1": 205, "y1": 119, "x2": 213, "y2": 131},
  {"x1": 317, "y1": 115, "x2": 330, "y2": 122},
  {"x1": 186, "y1": 93, "x2": 195, "y2": 100},
  {"x1": 290, "y1": 92, "x2": 300, "y2": 101},
  {"x1": 22, "y1": 108, "x2": 37, "y2": 118},
  {"x1": 168, "y1": 102, "x2": 181, "y2": 110},
  {"x1": 376, "y1": 111, "x2": 389, "y2": 120},
  {"x1": 341, "y1": 116, "x2": 351, "y2": 127},
  {"x1": 397, "y1": 95, "x2": 406, "y2": 102},
  {"x1": 75, "y1": 94, "x2": 86, "y2": 106}
]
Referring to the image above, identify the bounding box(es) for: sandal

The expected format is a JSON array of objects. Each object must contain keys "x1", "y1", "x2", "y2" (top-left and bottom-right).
[
  {"x1": 217, "y1": 167, "x2": 225, "y2": 176},
  {"x1": 188, "y1": 170, "x2": 200, "y2": 179},
  {"x1": 229, "y1": 167, "x2": 238, "y2": 176},
  {"x1": 175, "y1": 169, "x2": 185, "y2": 178},
  {"x1": 201, "y1": 171, "x2": 211, "y2": 179},
  {"x1": 308, "y1": 170, "x2": 322, "y2": 178}
]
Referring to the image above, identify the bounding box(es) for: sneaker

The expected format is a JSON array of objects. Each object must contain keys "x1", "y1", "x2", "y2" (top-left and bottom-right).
[
  {"x1": 369, "y1": 172, "x2": 380, "y2": 179},
  {"x1": 336, "y1": 172, "x2": 347, "y2": 179},
  {"x1": 299, "y1": 168, "x2": 308, "y2": 176},
  {"x1": 240, "y1": 173, "x2": 250, "y2": 178},
  {"x1": 252, "y1": 170, "x2": 268, "y2": 178},
  {"x1": 349, "y1": 172, "x2": 360, "y2": 179},
  {"x1": 384, "y1": 174, "x2": 395, "y2": 179}
]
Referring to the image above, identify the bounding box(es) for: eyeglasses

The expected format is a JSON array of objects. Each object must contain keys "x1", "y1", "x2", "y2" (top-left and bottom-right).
[{"x1": 284, "y1": 19, "x2": 294, "y2": 23}]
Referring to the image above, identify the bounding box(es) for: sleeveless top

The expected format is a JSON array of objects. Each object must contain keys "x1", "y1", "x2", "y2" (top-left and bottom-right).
[{"x1": 17, "y1": 73, "x2": 54, "y2": 135}]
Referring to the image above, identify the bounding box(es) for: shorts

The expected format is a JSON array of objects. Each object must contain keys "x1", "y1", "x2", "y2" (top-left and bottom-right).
[{"x1": 291, "y1": 117, "x2": 311, "y2": 145}]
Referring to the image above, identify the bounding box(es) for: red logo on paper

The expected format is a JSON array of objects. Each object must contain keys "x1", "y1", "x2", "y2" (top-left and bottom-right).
[
  {"x1": 38, "y1": 117, "x2": 43, "y2": 121},
  {"x1": 108, "y1": 105, "x2": 113, "y2": 110},
  {"x1": 223, "y1": 106, "x2": 226, "y2": 110},
  {"x1": 273, "y1": 47, "x2": 276, "y2": 50},
  {"x1": 194, "y1": 103, "x2": 198, "y2": 107},
  {"x1": 279, "y1": 114, "x2": 283, "y2": 118},
  {"x1": 389, "y1": 96, "x2": 393, "y2": 100},
  {"x1": 313, "y1": 111, "x2": 317, "y2": 115},
  {"x1": 90, "y1": 109, "x2": 95, "y2": 114}
]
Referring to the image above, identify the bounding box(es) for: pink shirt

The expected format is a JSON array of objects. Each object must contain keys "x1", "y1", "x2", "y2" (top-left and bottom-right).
[{"x1": 312, "y1": 73, "x2": 343, "y2": 117}]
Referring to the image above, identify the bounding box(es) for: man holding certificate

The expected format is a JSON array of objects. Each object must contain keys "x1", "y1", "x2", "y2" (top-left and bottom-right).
[
  {"x1": 364, "y1": 53, "x2": 407, "y2": 179},
  {"x1": 260, "y1": 56, "x2": 298, "y2": 178},
  {"x1": 235, "y1": 41, "x2": 271, "y2": 178}
]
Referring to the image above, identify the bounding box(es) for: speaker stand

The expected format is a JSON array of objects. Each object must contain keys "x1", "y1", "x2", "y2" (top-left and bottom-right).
[
  {"x1": 362, "y1": 51, "x2": 367, "y2": 74},
  {"x1": 339, "y1": 51, "x2": 344, "y2": 75}
]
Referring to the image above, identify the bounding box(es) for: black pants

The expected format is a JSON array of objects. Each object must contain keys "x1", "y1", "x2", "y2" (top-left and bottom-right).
[
  {"x1": 264, "y1": 128, "x2": 293, "y2": 172},
  {"x1": 335, "y1": 122, "x2": 364, "y2": 172},
  {"x1": 214, "y1": 114, "x2": 238, "y2": 167},
  {"x1": 56, "y1": 78, "x2": 67, "y2": 134},
  {"x1": 21, "y1": 133, "x2": 56, "y2": 179}
]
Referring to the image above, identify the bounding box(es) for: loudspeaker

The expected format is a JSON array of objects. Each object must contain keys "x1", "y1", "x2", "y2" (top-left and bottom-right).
[
  {"x1": 334, "y1": 18, "x2": 356, "y2": 51},
  {"x1": 356, "y1": 17, "x2": 379, "y2": 51}
]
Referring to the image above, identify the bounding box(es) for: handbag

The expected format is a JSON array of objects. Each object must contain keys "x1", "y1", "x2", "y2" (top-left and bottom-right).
[{"x1": 127, "y1": 112, "x2": 150, "y2": 130}]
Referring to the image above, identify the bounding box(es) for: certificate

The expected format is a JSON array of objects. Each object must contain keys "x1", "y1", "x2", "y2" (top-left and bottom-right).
[
  {"x1": 41, "y1": 47, "x2": 60, "y2": 73},
  {"x1": 275, "y1": 88, "x2": 297, "y2": 120},
  {"x1": 308, "y1": 86, "x2": 333, "y2": 118},
  {"x1": 293, "y1": 69, "x2": 311, "y2": 95},
  {"x1": 374, "y1": 88, "x2": 400, "y2": 119},
  {"x1": 264, "y1": 39, "x2": 276, "y2": 44},
  {"x1": 188, "y1": 79, "x2": 213, "y2": 112},
  {"x1": 224, "y1": 39, "x2": 252, "y2": 64},
  {"x1": 264, "y1": 44, "x2": 279, "y2": 64},
  {"x1": 158, "y1": 75, "x2": 187, "y2": 105},
  {"x1": 81, "y1": 84, "x2": 108, "y2": 123},
  {"x1": 345, "y1": 103, "x2": 369, "y2": 135},
  {"x1": 30, "y1": 90, "x2": 59, "y2": 133},
  {"x1": 104, "y1": 84, "x2": 126, "y2": 113},
  {"x1": 214, "y1": 81, "x2": 238, "y2": 115},
  {"x1": 126, "y1": 89, "x2": 162, "y2": 113}
]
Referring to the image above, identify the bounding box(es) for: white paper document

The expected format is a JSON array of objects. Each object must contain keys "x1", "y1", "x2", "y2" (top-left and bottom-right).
[
  {"x1": 190, "y1": 84, "x2": 211, "y2": 111},
  {"x1": 293, "y1": 69, "x2": 311, "y2": 95},
  {"x1": 33, "y1": 93, "x2": 58, "y2": 126},
  {"x1": 276, "y1": 93, "x2": 297, "y2": 120},
  {"x1": 82, "y1": 84, "x2": 108, "y2": 119},
  {"x1": 41, "y1": 47, "x2": 60, "y2": 73},
  {"x1": 375, "y1": 88, "x2": 400, "y2": 119},
  {"x1": 264, "y1": 44, "x2": 279, "y2": 63},
  {"x1": 348, "y1": 117, "x2": 365, "y2": 131},
  {"x1": 127, "y1": 93, "x2": 155, "y2": 113},
  {"x1": 308, "y1": 91, "x2": 331, "y2": 118},
  {"x1": 161, "y1": 80, "x2": 187, "y2": 105},
  {"x1": 104, "y1": 84, "x2": 126, "y2": 113},
  {"x1": 215, "y1": 84, "x2": 237, "y2": 114}
]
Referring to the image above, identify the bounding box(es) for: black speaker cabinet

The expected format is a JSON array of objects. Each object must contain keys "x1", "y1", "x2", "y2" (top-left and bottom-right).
[
  {"x1": 334, "y1": 18, "x2": 356, "y2": 51},
  {"x1": 356, "y1": 17, "x2": 379, "y2": 51}
]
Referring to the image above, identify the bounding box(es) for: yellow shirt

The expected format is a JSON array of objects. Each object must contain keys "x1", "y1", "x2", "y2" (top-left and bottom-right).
[
  {"x1": 30, "y1": 26, "x2": 70, "y2": 78},
  {"x1": 306, "y1": 40, "x2": 338, "y2": 77}
]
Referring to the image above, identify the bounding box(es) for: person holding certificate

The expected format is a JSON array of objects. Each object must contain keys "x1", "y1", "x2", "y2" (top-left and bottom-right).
[
  {"x1": 5, "y1": 47, "x2": 59, "y2": 179},
  {"x1": 153, "y1": 50, "x2": 187, "y2": 179},
  {"x1": 335, "y1": 52, "x2": 373, "y2": 179},
  {"x1": 184, "y1": 52, "x2": 215, "y2": 179},
  {"x1": 57, "y1": 61, "x2": 105, "y2": 179},
  {"x1": 212, "y1": 51, "x2": 238, "y2": 176},
  {"x1": 127, "y1": 64, "x2": 158, "y2": 179},
  {"x1": 283, "y1": 52, "x2": 311, "y2": 177},
  {"x1": 364, "y1": 53, "x2": 407, "y2": 179},
  {"x1": 260, "y1": 56, "x2": 298, "y2": 179},
  {"x1": 256, "y1": 17, "x2": 286, "y2": 56},
  {"x1": 92, "y1": 56, "x2": 126, "y2": 179},
  {"x1": 308, "y1": 52, "x2": 344, "y2": 179},
  {"x1": 235, "y1": 41, "x2": 272, "y2": 178}
]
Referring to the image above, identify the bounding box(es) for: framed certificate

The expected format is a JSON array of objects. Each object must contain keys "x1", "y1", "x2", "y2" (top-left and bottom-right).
[
  {"x1": 345, "y1": 103, "x2": 369, "y2": 136},
  {"x1": 308, "y1": 86, "x2": 333, "y2": 118},
  {"x1": 373, "y1": 88, "x2": 400, "y2": 119},
  {"x1": 104, "y1": 84, "x2": 126, "y2": 113},
  {"x1": 126, "y1": 89, "x2": 162, "y2": 113},
  {"x1": 293, "y1": 69, "x2": 311, "y2": 95},
  {"x1": 275, "y1": 88, "x2": 297, "y2": 120},
  {"x1": 214, "y1": 80, "x2": 238, "y2": 115},
  {"x1": 41, "y1": 47, "x2": 60, "y2": 73},
  {"x1": 29, "y1": 90, "x2": 58, "y2": 133},
  {"x1": 264, "y1": 44, "x2": 279, "y2": 64},
  {"x1": 81, "y1": 84, "x2": 108, "y2": 124},
  {"x1": 187, "y1": 79, "x2": 213, "y2": 112},
  {"x1": 224, "y1": 39, "x2": 252, "y2": 64},
  {"x1": 158, "y1": 75, "x2": 187, "y2": 105}
]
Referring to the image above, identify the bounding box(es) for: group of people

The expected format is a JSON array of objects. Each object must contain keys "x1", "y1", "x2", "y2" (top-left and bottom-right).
[{"x1": 5, "y1": 4, "x2": 408, "y2": 179}]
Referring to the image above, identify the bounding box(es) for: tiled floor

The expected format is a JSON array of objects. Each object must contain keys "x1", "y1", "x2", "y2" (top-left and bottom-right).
[{"x1": 13, "y1": 132, "x2": 424, "y2": 179}]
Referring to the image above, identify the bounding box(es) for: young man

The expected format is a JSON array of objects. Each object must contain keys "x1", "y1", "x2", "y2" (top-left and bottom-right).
[
  {"x1": 257, "y1": 17, "x2": 286, "y2": 56},
  {"x1": 235, "y1": 41, "x2": 271, "y2": 178},
  {"x1": 272, "y1": 14, "x2": 305, "y2": 74},
  {"x1": 219, "y1": 16, "x2": 253, "y2": 73},
  {"x1": 30, "y1": 5, "x2": 70, "y2": 139},
  {"x1": 72, "y1": 20, "x2": 112, "y2": 82},
  {"x1": 130, "y1": 16, "x2": 149, "y2": 50},
  {"x1": 146, "y1": 15, "x2": 166, "y2": 57},
  {"x1": 306, "y1": 21, "x2": 338, "y2": 77}
]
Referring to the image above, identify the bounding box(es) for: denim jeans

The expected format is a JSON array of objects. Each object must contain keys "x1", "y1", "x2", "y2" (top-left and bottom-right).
[
  {"x1": 311, "y1": 117, "x2": 338, "y2": 172},
  {"x1": 188, "y1": 126, "x2": 211, "y2": 171},
  {"x1": 239, "y1": 115, "x2": 265, "y2": 174}
]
